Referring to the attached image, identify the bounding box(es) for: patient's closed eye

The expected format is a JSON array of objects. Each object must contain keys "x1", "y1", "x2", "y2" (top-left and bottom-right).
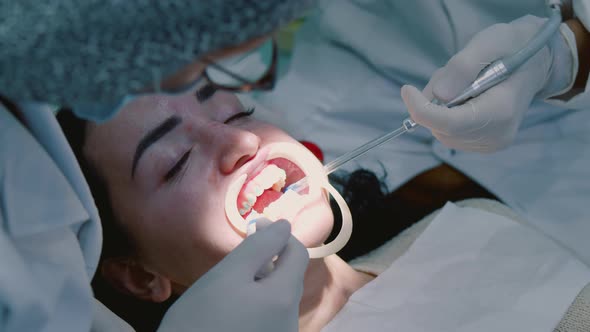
[
  {"x1": 224, "y1": 107, "x2": 256, "y2": 124},
  {"x1": 164, "y1": 149, "x2": 192, "y2": 182}
]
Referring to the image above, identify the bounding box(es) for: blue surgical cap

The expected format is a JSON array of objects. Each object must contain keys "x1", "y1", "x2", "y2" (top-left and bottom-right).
[{"x1": 0, "y1": 1, "x2": 315, "y2": 119}]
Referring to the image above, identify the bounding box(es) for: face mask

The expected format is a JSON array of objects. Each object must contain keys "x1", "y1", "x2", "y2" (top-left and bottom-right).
[{"x1": 70, "y1": 95, "x2": 138, "y2": 123}]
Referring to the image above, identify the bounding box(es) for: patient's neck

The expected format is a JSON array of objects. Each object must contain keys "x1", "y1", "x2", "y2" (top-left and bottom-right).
[{"x1": 298, "y1": 255, "x2": 374, "y2": 332}]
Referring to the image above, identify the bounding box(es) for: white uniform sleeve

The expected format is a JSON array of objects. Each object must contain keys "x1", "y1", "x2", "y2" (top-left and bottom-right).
[
  {"x1": 0, "y1": 106, "x2": 95, "y2": 331},
  {"x1": 91, "y1": 300, "x2": 135, "y2": 332},
  {"x1": 574, "y1": 0, "x2": 590, "y2": 33},
  {"x1": 16, "y1": 102, "x2": 102, "y2": 278},
  {"x1": 547, "y1": 0, "x2": 590, "y2": 109}
]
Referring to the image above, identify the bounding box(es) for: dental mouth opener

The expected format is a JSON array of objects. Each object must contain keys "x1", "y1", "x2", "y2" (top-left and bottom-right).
[{"x1": 225, "y1": 142, "x2": 353, "y2": 259}]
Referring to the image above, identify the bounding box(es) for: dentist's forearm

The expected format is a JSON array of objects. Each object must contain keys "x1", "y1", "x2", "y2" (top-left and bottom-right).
[{"x1": 566, "y1": 18, "x2": 590, "y2": 89}]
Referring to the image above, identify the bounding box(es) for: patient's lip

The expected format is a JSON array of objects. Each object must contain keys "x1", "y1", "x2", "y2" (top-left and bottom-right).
[{"x1": 234, "y1": 148, "x2": 270, "y2": 182}]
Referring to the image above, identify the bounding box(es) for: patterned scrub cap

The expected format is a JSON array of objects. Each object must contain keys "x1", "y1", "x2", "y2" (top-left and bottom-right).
[{"x1": 0, "y1": 1, "x2": 315, "y2": 111}]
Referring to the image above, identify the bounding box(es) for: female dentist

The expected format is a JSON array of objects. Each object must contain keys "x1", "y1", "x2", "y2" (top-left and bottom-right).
[{"x1": 0, "y1": 1, "x2": 314, "y2": 331}]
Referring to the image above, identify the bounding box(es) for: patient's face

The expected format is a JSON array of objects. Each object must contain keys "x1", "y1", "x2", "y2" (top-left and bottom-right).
[{"x1": 84, "y1": 85, "x2": 334, "y2": 290}]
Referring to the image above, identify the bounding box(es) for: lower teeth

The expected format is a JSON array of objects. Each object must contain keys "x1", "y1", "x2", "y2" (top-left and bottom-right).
[
  {"x1": 263, "y1": 190, "x2": 305, "y2": 220},
  {"x1": 245, "y1": 190, "x2": 306, "y2": 223}
]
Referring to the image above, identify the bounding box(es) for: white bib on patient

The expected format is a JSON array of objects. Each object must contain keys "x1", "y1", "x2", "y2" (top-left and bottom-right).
[{"x1": 323, "y1": 203, "x2": 590, "y2": 332}]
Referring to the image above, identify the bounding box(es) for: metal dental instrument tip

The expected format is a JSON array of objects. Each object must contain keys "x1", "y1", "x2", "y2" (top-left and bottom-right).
[{"x1": 286, "y1": 118, "x2": 418, "y2": 193}]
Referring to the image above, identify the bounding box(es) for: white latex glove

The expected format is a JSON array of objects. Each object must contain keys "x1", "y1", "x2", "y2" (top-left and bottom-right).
[
  {"x1": 402, "y1": 15, "x2": 576, "y2": 152},
  {"x1": 158, "y1": 219, "x2": 308, "y2": 332}
]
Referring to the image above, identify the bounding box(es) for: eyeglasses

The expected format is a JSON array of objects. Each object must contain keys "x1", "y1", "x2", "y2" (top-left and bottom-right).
[{"x1": 200, "y1": 38, "x2": 278, "y2": 93}]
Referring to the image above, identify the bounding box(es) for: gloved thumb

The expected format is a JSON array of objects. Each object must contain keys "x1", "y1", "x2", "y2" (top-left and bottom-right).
[
  {"x1": 254, "y1": 218, "x2": 273, "y2": 230},
  {"x1": 231, "y1": 219, "x2": 292, "y2": 278},
  {"x1": 402, "y1": 84, "x2": 451, "y2": 134}
]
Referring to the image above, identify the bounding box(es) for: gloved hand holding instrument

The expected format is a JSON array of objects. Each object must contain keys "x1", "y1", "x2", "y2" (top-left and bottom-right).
[
  {"x1": 402, "y1": 2, "x2": 577, "y2": 152},
  {"x1": 291, "y1": 1, "x2": 575, "y2": 177},
  {"x1": 158, "y1": 219, "x2": 308, "y2": 332}
]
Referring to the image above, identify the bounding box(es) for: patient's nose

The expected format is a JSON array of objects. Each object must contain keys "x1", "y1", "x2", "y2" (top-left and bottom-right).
[{"x1": 217, "y1": 127, "x2": 260, "y2": 174}]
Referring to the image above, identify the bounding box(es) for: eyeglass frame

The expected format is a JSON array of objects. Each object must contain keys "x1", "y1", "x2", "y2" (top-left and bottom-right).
[{"x1": 200, "y1": 38, "x2": 278, "y2": 93}]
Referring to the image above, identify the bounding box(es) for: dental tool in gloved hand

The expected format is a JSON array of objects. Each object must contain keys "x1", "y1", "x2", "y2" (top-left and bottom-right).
[
  {"x1": 286, "y1": 117, "x2": 418, "y2": 193},
  {"x1": 247, "y1": 216, "x2": 276, "y2": 280},
  {"x1": 158, "y1": 219, "x2": 308, "y2": 332},
  {"x1": 286, "y1": 3, "x2": 566, "y2": 191},
  {"x1": 403, "y1": 1, "x2": 570, "y2": 152}
]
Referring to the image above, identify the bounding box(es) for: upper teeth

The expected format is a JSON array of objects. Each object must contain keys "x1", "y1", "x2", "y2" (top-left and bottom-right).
[{"x1": 239, "y1": 164, "x2": 286, "y2": 215}]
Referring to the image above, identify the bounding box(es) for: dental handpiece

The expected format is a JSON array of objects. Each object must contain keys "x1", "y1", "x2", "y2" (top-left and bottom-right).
[{"x1": 442, "y1": 2, "x2": 562, "y2": 107}]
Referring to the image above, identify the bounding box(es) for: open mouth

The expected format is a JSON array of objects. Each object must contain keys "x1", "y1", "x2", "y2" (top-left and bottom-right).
[
  {"x1": 225, "y1": 142, "x2": 326, "y2": 235},
  {"x1": 236, "y1": 158, "x2": 308, "y2": 220}
]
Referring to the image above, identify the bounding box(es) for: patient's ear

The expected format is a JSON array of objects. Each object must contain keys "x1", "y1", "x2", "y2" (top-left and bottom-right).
[{"x1": 101, "y1": 257, "x2": 172, "y2": 303}]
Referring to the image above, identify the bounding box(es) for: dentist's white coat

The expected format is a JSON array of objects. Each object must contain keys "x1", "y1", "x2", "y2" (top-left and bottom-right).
[{"x1": 259, "y1": 0, "x2": 590, "y2": 264}]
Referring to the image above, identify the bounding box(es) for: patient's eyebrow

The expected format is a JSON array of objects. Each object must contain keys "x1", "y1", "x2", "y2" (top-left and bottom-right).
[{"x1": 131, "y1": 116, "x2": 182, "y2": 179}]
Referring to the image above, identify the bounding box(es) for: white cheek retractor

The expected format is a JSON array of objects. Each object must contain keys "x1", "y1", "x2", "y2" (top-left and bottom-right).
[{"x1": 225, "y1": 142, "x2": 352, "y2": 259}]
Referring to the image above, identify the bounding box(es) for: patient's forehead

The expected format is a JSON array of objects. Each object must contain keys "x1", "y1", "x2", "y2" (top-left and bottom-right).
[
  {"x1": 87, "y1": 94, "x2": 181, "y2": 146},
  {"x1": 83, "y1": 93, "x2": 201, "y2": 181}
]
